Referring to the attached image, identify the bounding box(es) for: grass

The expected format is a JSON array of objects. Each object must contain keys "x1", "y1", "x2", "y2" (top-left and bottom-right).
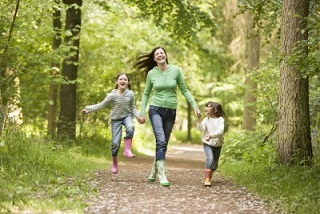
[
  {"x1": 219, "y1": 131, "x2": 320, "y2": 214},
  {"x1": 0, "y1": 129, "x2": 107, "y2": 213}
]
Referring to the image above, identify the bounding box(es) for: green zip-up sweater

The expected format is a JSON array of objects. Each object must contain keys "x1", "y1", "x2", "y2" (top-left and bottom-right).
[{"x1": 140, "y1": 64, "x2": 198, "y2": 116}]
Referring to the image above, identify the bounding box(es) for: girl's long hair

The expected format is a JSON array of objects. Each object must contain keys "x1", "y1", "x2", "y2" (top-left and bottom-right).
[
  {"x1": 133, "y1": 46, "x2": 169, "y2": 78},
  {"x1": 206, "y1": 101, "x2": 225, "y2": 118}
]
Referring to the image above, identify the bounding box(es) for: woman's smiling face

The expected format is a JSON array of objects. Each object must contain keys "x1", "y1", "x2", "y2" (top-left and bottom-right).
[{"x1": 153, "y1": 48, "x2": 167, "y2": 64}]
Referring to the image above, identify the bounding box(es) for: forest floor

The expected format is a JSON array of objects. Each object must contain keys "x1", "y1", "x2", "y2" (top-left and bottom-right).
[{"x1": 85, "y1": 144, "x2": 284, "y2": 214}]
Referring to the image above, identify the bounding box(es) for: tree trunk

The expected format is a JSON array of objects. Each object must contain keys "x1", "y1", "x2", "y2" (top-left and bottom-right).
[
  {"x1": 278, "y1": 0, "x2": 312, "y2": 165},
  {"x1": 48, "y1": 0, "x2": 62, "y2": 138},
  {"x1": 57, "y1": 0, "x2": 82, "y2": 140},
  {"x1": 243, "y1": 11, "x2": 259, "y2": 131}
]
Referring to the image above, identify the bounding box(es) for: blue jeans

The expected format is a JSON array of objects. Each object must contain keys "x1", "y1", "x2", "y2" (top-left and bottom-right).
[
  {"x1": 149, "y1": 105, "x2": 176, "y2": 161},
  {"x1": 110, "y1": 115, "x2": 134, "y2": 157},
  {"x1": 203, "y1": 143, "x2": 222, "y2": 171}
]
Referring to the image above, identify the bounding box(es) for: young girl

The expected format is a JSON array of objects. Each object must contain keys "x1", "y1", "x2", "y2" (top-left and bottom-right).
[
  {"x1": 197, "y1": 101, "x2": 225, "y2": 186},
  {"x1": 81, "y1": 73, "x2": 144, "y2": 174}
]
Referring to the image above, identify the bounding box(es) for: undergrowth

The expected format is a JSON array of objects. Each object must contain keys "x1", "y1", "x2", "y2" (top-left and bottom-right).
[
  {"x1": 220, "y1": 130, "x2": 320, "y2": 214},
  {"x1": 0, "y1": 128, "x2": 106, "y2": 213}
]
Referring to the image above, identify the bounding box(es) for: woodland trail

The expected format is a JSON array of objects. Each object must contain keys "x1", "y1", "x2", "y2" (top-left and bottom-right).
[{"x1": 85, "y1": 144, "x2": 282, "y2": 214}]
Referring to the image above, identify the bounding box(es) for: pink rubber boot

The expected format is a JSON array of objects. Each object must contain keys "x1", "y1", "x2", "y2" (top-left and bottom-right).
[
  {"x1": 111, "y1": 156, "x2": 118, "y2": 174},
  {"x1": 123, "y1": 138, "x2": 136, "y2": 158}
]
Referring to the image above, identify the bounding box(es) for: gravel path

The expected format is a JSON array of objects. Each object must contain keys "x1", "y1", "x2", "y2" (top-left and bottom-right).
[{"x1": 85, "y1": 145, "x2": 282, "y2": 214}]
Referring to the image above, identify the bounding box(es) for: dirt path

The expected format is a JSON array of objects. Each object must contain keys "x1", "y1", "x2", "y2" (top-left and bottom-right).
[{"x1": 85, "y1": 144, "x2": 281, "y2": 214}]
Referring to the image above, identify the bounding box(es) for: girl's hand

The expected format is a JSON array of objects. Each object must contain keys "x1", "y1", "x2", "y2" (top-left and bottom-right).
[
  {"x1": 80, "y1": 109, "x2": 87, "y2": 114},
  {"x1": 205, "y1": 135, "x2": 211, "y2": 141},
  {"x1": 194, "y1": 108, "x2": 201, "y2": 118}
]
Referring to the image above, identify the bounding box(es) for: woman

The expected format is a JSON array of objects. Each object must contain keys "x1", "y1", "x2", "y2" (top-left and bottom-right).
[{"x1": 134, "y1": 46, "x2": 201, "y2": 187}]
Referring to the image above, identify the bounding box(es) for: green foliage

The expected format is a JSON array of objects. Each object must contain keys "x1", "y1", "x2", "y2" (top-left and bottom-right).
[
  {"x1": 122, "y1": 0, "x2": 216, "y2": 44},
  {"x1": 249, "y1": 60, "x2": 279, "y2": 125},
  {"x1": 0, "y1": 128, "x2": 105, "y2": 212},
  {"x1": 221, "y1": 158, "x2": 320, "y2": 214},
  {"x1": 238, "y1": 0, "x2": 282, "y2": 42},
  {"x1": 222, "y1": 129, "x2": 277, "y2": 165},
  {"x1": 173, "y1": 129, "x2": 202, "y2": 144}
]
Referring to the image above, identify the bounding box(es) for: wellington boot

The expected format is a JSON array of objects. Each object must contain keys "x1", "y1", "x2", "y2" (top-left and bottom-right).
[
  {"x1": 204, "y1": 177, "x2": 212, "y2": 186},
  {"x1": 209, "y1": 170, "x2": 213, "y2": 179},
  {"x1": 156, "y1": 160, "x2": 170, "y2": 187},
  {"x1": 204, "y1": 169, "x2": 212, "y2": 187},
  {"x1": 147, "y1": 159, "x2": 157, "y2": 182},
  {"x1": 111, "y1": 156, "x2": 118, "y2": 174},
  {"x1": 123, "y1": 138, "x2": 136, "y2": 158}
]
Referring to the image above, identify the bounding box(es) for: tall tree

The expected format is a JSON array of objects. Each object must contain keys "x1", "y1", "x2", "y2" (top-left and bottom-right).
[
  {"x1": 242, "y1": 10, "x2": 259, "y2": 131},
  {"x1": 57, "y1": 0, "x2": 82, "y2": 140},
  {"x1": 48, "y1": 0, "x2": 62, "y2": 137},
  {"x1": 278, "y1": 0, "x2": 312, "y2": 165},
  {"x1": 0, "y1": 0, "x2": 20, "y2": 135}
]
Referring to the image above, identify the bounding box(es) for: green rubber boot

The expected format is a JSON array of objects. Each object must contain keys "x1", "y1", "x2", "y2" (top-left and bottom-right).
[
  {"x1": 156, "y1": 160, "x2": 170, "y2": 187},
  {"x1": 147, "y1": 159, "x2": 157, "y2": 182}
]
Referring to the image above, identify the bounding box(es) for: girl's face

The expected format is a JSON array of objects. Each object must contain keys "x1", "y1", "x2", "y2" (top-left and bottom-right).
[
  {"x1": 204, "y1": 104, "x2": 215, "y2": 117},
  {"x1": 116, "y1": 74, "x2": 129, "y2": 90},
  {"x1": 153, "y1": 48, "x2": 167, "y2": 64}
]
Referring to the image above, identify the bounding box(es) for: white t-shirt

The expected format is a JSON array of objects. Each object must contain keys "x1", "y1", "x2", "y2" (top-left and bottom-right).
[{"x1": 197, "y1": 116, "x2": 224, "y2": 147}]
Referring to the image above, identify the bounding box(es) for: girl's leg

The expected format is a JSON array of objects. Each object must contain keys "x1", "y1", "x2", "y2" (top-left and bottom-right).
[
  {"x1": 111, "y1": 120, "x2": 123, "y2": 157},
  {"x1": 203, "y1": 144, "x2": 214, "y2": 186},
  {"x1": 123, "y1": 116, "x2": 134, "y2": 138},
  {"x1": 203, "y1": 143, "x2": 214, "y2": 169},
  {"x1": 123, "y1": 116, "x2": 135, "y2": 157},
  {"x1": 212, "y1": 146, "x2": 222, "y2": 171}
]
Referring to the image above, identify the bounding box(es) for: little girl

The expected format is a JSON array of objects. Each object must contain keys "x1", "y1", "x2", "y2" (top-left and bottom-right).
[
  {"x1": 197, "y1": 101, "x2": 225, "y2": 186},
  {"x1": 81, "y1": 73, "x2": 144, "y2": 174}
]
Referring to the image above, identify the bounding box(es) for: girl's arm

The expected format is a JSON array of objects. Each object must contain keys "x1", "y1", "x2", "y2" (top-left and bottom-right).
[{"x1": 84, "y1": 94, "x2": 112, "y2": 113}]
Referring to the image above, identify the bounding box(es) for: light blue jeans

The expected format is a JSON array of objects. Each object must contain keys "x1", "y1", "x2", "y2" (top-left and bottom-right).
[
  {"x1": 111, "y1": 115, "x2": 134, "y2": 157},
  {"x1": 203, "y1": 143, "x2": 222, "y2": 171},
  {"x1": 149, "y1": 105, "x2": 176, "y2": 161}
]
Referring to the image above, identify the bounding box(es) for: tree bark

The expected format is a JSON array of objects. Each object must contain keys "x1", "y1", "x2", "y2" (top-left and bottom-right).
[
  {"x1": 57, "y1": 0, "x2": 82, "y2": 140},
  {"x1": 278, "y1": 0, "x2": 312, "y2": 165},
  {"x1": 243, "y1": 10, "x2": 259, "y2": 131},
  {"x1": 48, "y1": 0, "x2": 62, "y2": 138}
]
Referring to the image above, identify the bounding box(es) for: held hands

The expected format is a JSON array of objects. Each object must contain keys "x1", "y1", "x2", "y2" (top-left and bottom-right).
[{"x1": 136, "y1": 116, "x2": 146, "y2": 124}]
